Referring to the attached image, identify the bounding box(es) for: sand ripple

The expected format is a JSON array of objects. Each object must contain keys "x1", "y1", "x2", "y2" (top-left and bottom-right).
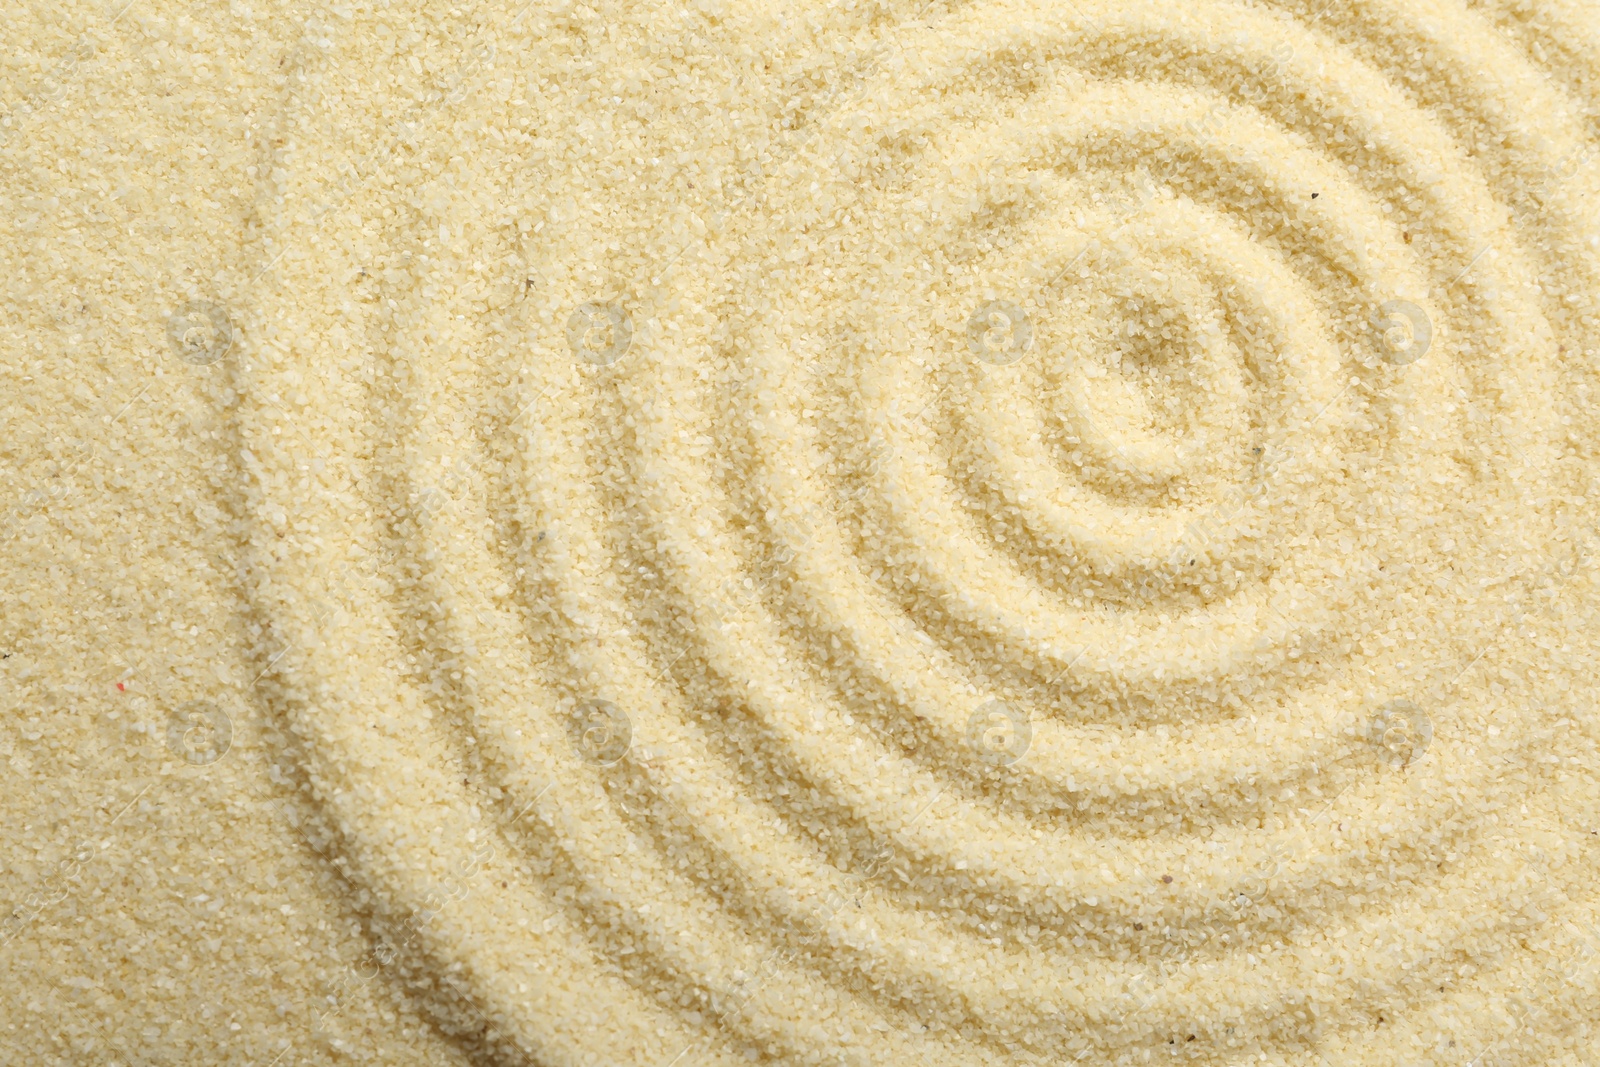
[{"x1": 239, "y1": 1, "x2": 1600, "y2": 1062}]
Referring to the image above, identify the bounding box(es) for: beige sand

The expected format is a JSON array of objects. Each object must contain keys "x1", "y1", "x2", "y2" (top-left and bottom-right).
[{"x1": 7, "y1": 0, "x2": 1600, "y2": 1063}]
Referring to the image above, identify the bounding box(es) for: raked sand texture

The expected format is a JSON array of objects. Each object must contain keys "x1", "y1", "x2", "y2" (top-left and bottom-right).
[{"x1": 7, "y1": 0, "x2": 1600, "y2": 1064}]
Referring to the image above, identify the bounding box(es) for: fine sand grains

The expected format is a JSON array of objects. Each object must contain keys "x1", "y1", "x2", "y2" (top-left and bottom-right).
[{"x1": 12, "y1": 0, "x2": 1600, "y2": 1064}]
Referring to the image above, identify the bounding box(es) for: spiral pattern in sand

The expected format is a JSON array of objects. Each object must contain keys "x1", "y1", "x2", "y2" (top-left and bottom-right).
[{"x1": 238, "y1": 1, "x2": 1600, "y2": 1063}]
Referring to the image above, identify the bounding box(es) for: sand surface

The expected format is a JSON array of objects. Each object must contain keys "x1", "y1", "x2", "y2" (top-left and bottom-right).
[{"x1": 7, "y1": 0, "x2": 1600, "y2": 1064}]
